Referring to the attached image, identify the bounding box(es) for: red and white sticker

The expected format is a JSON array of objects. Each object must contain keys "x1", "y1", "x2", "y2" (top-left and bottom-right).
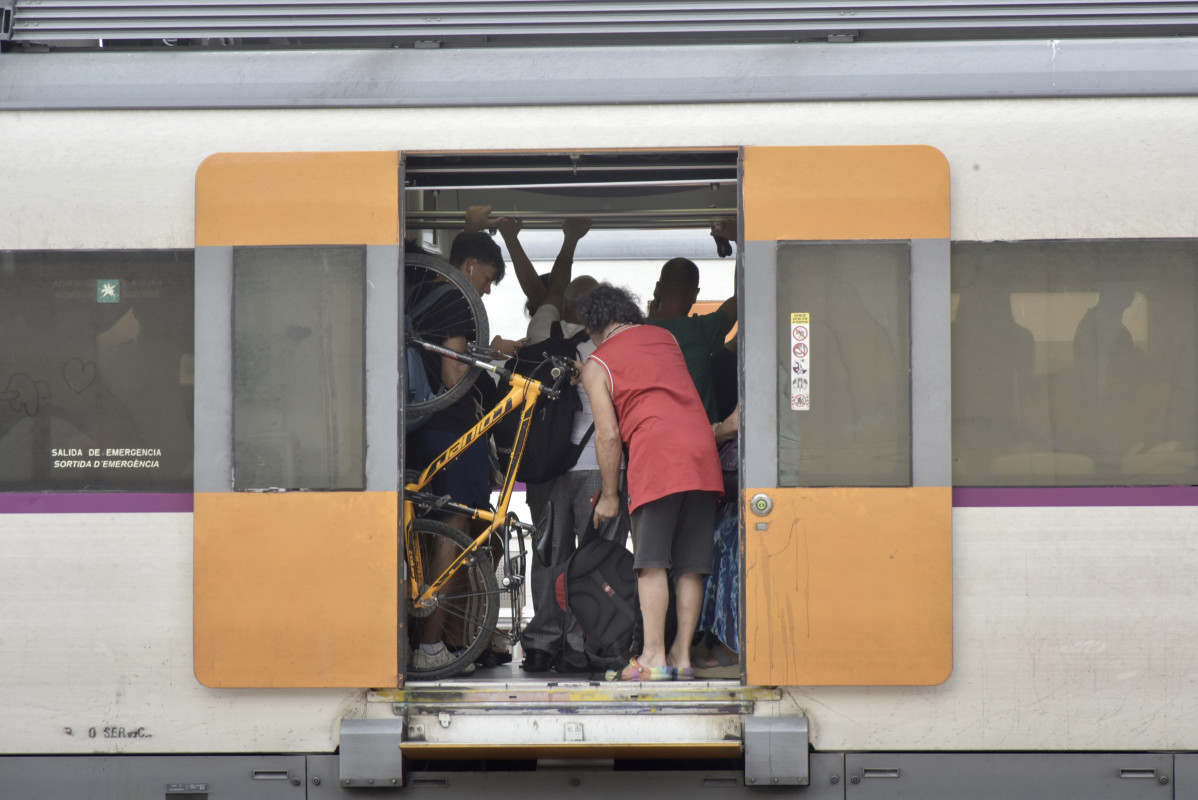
[{"x1": 790, "y1": 313, "x2": 810, "y2": 411}]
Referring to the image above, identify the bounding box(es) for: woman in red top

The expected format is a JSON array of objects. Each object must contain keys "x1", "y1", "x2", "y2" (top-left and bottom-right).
[{"x1": 578, "y1": 284, "x2": 723, "y2": 681}]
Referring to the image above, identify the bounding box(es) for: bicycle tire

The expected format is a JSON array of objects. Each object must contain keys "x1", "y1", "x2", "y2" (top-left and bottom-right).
[
  {"x1": 404, "y1": 252, "x2": 490, "y2": 420},
  {"x1": 405, "y1": 518, "x2": 499, "y2": 680}
]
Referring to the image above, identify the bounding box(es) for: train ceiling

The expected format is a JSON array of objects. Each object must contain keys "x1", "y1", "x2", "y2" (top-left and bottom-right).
[{"x1": 403, "y1": 150, "x2": 739, "y2": 233}]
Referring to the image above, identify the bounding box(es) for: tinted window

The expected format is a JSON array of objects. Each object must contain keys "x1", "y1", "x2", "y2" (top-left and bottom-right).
[
  {"x1": 0, "y1": 251, "x2": 194, "y2": 491},
  {"x1": 952, "y1": 240, "x2": 1198, "y2": 486},
  {"x1": 233, "y1": 246, "x2": 365, "y2": 490},
  {"x1": 776, "y1": 242, "x2": 912, "y2": 487}
]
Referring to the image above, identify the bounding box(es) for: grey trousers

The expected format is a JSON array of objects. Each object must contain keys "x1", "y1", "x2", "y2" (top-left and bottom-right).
[{"x1": 522, "y1": 469, "x2": 628, "y2": 654}]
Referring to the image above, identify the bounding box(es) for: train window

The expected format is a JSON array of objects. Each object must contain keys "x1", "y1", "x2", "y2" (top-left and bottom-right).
[
  {"x1": 0, "y1": 250, "x2": 194, "y2": 491},
  {"x1": 951, "y1": 240, "x2": 1198, "y2": 486},
  {"x1": 776, "y1": 241, "x2": 912, "y2": 487},
  {"x1": 232, "y1": 246, "x2": 366, "y2": 490}
]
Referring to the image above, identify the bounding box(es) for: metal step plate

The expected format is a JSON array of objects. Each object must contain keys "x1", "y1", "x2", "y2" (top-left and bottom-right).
[{"x1": 370, "y1": 678, "x2": 778, "y2": 759}]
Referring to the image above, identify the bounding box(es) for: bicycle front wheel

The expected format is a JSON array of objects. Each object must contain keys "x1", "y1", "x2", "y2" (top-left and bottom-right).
[
  {"x1": 405, "y1": 518, "x2": 499, "y2": 680},
  {"x1": 404, "y1": 252, "x2": 490, "y2": 420}
]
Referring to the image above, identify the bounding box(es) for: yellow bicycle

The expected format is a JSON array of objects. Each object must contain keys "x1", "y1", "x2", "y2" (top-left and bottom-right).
[{"x1": 404, "y1": 288, "x2": 576, "y2": 679}]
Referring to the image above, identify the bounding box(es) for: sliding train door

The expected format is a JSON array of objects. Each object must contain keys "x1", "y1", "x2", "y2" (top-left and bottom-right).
[
  {"x1": 192, "y1": 152, "x2": 401, "y2": 688},
  {"x1": 189, "y1": 145, "x2": 949, "y2": 689},
  {"x1": 740, "y1": 146, "x2": 953, "y2": 686}
]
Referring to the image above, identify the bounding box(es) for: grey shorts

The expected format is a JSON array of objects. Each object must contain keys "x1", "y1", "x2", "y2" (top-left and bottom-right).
[{"x1": 629, "y1": 490, "x2": 718, "y2": 576}]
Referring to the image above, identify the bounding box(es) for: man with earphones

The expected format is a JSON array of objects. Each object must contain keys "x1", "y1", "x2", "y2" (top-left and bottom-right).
[{"x1": 407, "y1": 222, "x2": 516, "y2": 676}]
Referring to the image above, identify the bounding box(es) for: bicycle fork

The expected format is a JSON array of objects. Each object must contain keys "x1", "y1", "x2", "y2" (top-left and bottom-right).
[{"x1": 497, "y1": 513, "x2": 532, "y2": 644}]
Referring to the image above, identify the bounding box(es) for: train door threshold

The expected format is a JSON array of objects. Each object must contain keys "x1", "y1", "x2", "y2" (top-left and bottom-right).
[{"x1": 367, "y1": 678, "x2": 790, "y2": 763}]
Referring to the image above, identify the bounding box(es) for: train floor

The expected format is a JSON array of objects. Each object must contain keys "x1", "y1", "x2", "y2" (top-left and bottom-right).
[{"x1": 421, "y1": 643, "x2": 741, "y2": 684}]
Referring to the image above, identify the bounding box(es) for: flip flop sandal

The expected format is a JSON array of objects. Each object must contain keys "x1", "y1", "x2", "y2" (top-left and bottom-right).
[
  {"x1": 606, "y1": 656, "x2": 646, "y2": 681},
  {"x1": 672, "y1": 666, "x2": 695, "y2": 680},
  {"x1": 605, "y1": 656, "x2": 674, "y2": 682}
]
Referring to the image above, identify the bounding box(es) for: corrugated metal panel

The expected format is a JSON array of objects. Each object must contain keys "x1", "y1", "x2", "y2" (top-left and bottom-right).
[{"x1": 9, "y1": 1, "x2": 1198, "y2": 46}]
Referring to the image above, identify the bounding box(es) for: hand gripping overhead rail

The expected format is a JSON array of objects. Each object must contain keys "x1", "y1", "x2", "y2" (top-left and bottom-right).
[
  {"x1": 9, "y1": 1, "x2": 1198, "y2": 48},
  {"x1": 406, "y1": 208, "x2": 740, "y2": 231}
]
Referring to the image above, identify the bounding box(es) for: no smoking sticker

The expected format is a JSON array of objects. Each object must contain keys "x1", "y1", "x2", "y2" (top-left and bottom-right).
[{"x1": 789, "y1": 313, "x2": 810, "y2": 411}]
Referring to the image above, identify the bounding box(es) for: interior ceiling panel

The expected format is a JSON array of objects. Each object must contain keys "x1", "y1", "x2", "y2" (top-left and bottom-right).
[{"x1": 403, "y1": 150, "x2": 740, "y2": 231}]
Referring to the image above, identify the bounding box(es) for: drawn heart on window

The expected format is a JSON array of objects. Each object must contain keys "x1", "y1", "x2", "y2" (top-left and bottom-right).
[{"x1": 63, "y1": 358, "x2": 97, "y2": 394}]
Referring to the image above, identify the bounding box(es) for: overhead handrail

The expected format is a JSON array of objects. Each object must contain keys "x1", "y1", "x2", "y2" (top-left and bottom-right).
[{"x1": 405, "y1": 208, "x2": 737, "y2": 230}]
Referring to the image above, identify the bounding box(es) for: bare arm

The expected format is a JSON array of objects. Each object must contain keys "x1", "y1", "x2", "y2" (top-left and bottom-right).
[
  {"x1": 713, "y1": 406, "x2": 738, "y2": 444},
  {"x1": 541, "y1": 217, "x2": 591, "y2": 311},
  {"x1": 710, "y1": 216, "x2": 736, "y2": 258},
  {"x1": 501, "y1": 216, "x2": 592, "y2": 313},
  {"x1": 718, "y1": 292, "x2": 738, "y2": 325},
  {"x1": 713, "y1": 216, "x2": 738, "y2": 323},
  {"x1": 440, "y1": 334, "x2": 469, "y2": 389},
  {"x1": 710, "y1": 216, "x2": 736, "y2": 242},
  {"x1": 582, "y1": 359, "x2": 623, "y2": 526},
  {"x1": 496, "y1": 217, "x2": 547, "y2": 308},
  {"x1": 488, "y1": 335, "x2": 526, "y2": 358}
]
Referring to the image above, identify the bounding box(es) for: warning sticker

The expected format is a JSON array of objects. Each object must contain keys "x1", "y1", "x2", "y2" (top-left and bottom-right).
[{"x1": 790, "y1": 313, "x2": 810, "y2": 410}]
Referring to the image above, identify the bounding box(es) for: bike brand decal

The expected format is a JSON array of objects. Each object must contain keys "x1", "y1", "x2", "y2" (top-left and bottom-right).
[
  {"x1": 419, "y1": 394, "x2": 518, "y2": 483},
  {"x1": 790, "y1": 312, "x2": 810, "y2": 411}
]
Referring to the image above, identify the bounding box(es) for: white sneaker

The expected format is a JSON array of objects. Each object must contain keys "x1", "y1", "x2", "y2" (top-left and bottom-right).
[{"x1": 411, "y1": 646, "x2": 476, "y2": 676}]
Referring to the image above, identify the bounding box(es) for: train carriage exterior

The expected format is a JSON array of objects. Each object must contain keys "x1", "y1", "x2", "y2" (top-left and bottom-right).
[{"x1": 4, "y1": 3, "x2": 1198, "y2": 798}]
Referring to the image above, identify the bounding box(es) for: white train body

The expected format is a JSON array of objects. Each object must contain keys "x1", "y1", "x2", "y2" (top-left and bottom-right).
[{"x1": 3, "y1": 23, "x2": 1198, "y2": 787}]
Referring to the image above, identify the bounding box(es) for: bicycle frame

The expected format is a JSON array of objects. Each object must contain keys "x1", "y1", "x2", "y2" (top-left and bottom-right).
[{"x1": 403, "y1": 345, "x2": 564, "y2": 610}]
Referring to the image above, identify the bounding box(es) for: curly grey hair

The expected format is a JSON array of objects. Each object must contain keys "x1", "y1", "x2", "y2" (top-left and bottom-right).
[{"x1": 574, "y1": 283, "x2": 644, "y2": 333}]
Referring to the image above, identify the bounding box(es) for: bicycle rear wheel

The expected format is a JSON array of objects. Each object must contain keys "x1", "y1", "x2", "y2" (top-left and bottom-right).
[
  {"x1": 405, "y1": 518, "x2": 499, "y2": 680},
  {"x1": 404, "y1": 252, "x2": 490, "y2": 420}
]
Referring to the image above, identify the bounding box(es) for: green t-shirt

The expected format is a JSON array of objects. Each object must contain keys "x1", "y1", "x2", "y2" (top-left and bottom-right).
[{"x1": 647, "y1": 308, "x2": 734, "y2": 422}]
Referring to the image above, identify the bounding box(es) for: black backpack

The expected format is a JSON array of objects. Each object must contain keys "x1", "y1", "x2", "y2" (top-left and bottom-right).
[
  {"x1": 551, "y1": 493, "x2": 637, "y2": 668},
  {"x1": 495, "y1": 321, "x2": 595, "y2": 485}
]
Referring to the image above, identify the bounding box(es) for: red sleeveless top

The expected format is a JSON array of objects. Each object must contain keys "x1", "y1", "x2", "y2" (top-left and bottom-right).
[{"x1": 588, "y1": 325, "x2": 723, "y2": 512}]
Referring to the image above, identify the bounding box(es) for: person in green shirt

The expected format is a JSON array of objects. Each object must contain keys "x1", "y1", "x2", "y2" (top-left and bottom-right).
[{"x1": 646, "y1": 256, "x2": 737, "y2": 422}]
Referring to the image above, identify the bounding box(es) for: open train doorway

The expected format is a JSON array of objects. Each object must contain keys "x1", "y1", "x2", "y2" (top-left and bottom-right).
[
  {"x1": 193, "y1": 145, "x2": 948, "y2": 697},
  {"x1": 399, "y1": 149, "x2": 742, "y2": 686}
]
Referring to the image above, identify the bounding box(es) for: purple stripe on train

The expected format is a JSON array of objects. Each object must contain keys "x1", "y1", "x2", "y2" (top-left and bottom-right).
[
  {"x1": 953, "y1": 487, "x2": 1198, "y2": 507},
  {"x1": 2, "y1": 489, "x2": 1197, "y2": 513},
  {"x1": 0, "y1": 493, "x2": 194, "y2": 514}
]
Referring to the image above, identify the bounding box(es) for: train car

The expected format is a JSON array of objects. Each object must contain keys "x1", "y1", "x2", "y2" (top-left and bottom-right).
[{"x1": 4, "y1": 3, "x2": 1198, "y2": 798}]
